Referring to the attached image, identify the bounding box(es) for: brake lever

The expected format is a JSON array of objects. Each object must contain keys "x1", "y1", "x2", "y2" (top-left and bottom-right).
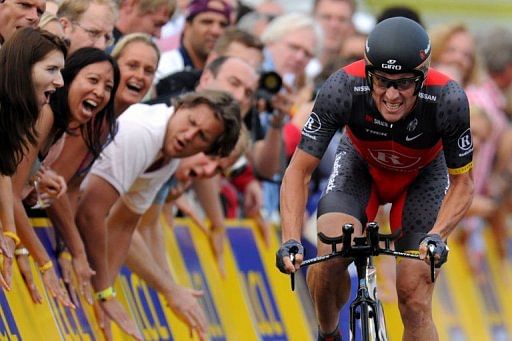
[
  {"x1": 290, "y1": 254, "x2": 295, "y2": 291},
  {"x1": 427, "y1": 244, "x2": 436, "y2": 283}
]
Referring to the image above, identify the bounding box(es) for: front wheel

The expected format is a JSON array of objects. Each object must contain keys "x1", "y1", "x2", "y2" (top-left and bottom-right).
[
  {"x1": 359, "y1": 302, "x2": 371, "y2": 341},
  {"x1": 361, "y1": 299, "x2": 388, "y2": 341},
  {"x1": 376, "y1": 299, "x2": 388, "y2": 341}
]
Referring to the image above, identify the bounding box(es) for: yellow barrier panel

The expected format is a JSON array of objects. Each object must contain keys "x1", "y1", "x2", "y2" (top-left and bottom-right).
[
  {"x1": 166, "y1": 218, "x2": 259, "y2": 340},
  {"x1": 380, "y1": 230, "x2": 512, "y2": 341},
  {"x1": 1, "y1": 217, "x2": 509, "y2": 340},
  {"x1": 166, "y1": 218, "x2": 314, "y2": 340}
]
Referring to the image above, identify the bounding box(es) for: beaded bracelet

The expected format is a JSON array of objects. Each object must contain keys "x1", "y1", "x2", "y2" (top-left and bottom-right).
[
  {"x1": 14, "y1": 248, "x2": 29, "y2": 256},
  {"x1": 39, "y1": 260, "x2": 53, "y2": 274}
]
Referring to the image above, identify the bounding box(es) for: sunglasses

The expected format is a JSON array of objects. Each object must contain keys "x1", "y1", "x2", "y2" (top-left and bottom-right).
[{"x1": 367, "y1": 71, "x2": 423, "y2": 92}]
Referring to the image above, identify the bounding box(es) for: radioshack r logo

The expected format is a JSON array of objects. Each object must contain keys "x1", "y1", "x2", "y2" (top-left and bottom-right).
[{"x1": 303, "y1": 112, "x2": 321, "y2": 134}]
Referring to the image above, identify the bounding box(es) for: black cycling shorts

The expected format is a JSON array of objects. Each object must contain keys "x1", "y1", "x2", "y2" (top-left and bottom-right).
[{"x1": 317, "y1": 136, "x2": 449, "y2": 251}]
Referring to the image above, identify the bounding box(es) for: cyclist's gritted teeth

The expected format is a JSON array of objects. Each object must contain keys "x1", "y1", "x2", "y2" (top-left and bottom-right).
[{"x1": 384, "y1": 101, "x2": 402, "y2": 112}]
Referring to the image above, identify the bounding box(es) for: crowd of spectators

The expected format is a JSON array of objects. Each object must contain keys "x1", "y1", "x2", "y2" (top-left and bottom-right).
[{"x1": 1, "y1": 0, "x2": 512, "y2": 338}]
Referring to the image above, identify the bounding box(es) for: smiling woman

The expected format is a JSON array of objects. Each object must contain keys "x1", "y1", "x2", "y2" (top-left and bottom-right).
[
  {"x1": 0, "y1": 26, "x2": 67, "y2": 292},
  {"x1": 0, "y1": 27, "x2": 67, "y2": 176},
  {"x1": 111, "y1": 33, "x2": 161, "y2": 116},
  {"x1": 49, "y1": 47, "x2": 120, "y2": 158},
  {"x1": 8, "y1": 47, "x2": 120, "y2": 309}
]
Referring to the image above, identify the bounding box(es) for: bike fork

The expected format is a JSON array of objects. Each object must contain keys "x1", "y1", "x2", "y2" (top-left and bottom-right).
[{"x1": 349, "y1": 258, "x2": 383, "y2": 341}]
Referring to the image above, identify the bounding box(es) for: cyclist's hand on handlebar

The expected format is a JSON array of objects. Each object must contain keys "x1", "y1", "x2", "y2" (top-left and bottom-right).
[
  {"x1": 276, "y1": 239, "x2": 304, "y2": 274},
  {"x1": 419, "y1": 233, "x2": 449, "y2": 268}
]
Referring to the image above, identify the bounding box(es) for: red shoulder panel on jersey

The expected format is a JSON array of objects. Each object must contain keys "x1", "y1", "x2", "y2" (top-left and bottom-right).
[
  {"x1": 424, "y1": 68, "x2": 452, "y2": 86},
  {"x1": 344, "y1": 59, "x2": 366, "y2": 78}
]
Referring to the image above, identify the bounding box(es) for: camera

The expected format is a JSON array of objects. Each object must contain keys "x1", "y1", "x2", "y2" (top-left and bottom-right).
[{"x1": 256, "y1": 71, "x2": 282, "y2": 112}]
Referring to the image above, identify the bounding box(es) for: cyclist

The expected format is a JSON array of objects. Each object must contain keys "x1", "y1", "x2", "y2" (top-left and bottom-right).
[{"x1": 276, "y1": 17, "x2": 473, "y2": 340}]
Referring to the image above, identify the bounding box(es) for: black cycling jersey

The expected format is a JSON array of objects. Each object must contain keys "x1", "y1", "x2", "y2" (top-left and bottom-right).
[
  {"x1": 298, "y1": 60, "x2": 473, "y2": 175},
  {"x1": 300, "y1": 60, "x2": 472, "y2": 250}
]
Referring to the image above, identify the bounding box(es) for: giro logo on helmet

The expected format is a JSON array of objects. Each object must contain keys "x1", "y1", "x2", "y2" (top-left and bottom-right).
[{"x1": 381, "y1": 62, "x2": 402, "y2": 71}]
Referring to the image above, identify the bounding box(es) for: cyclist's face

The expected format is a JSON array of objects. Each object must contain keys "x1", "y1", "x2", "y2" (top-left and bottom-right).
[{"x1": 370, "y1": 71, "x2": 419, "y2": 123}]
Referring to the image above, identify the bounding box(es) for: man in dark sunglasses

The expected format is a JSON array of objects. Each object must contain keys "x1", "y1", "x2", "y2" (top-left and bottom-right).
[{"x1": 276, "y1": 17, "x2": 473, "y2": 341}]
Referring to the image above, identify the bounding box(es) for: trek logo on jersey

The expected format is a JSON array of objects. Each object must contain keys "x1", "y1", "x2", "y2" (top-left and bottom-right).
[
  {"x1": 368, "y1": 149, "x2": 421, "y2": 170},
  {"x1": 458, "y1": 128, "x2": 473, "y2": 156},
  {"x1": 382, "y1": 59, "x2": 402, "y2": 71},
  {"x1": 302, "y1": 112, "x2": 322, "y2": 140}
]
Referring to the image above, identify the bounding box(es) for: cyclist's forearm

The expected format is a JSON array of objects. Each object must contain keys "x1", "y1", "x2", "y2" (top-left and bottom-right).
[
  {"x1": 430, "y1": 172, "x2": 474, "y2": 239},
  {"x1": 280, "y1": 168, "x2": 311, "y2": 242}
]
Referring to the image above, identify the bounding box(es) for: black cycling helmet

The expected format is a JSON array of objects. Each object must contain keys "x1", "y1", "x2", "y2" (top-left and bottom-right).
[{"x1": 364, "y1": 17, "x2": 431, "y2": 93}]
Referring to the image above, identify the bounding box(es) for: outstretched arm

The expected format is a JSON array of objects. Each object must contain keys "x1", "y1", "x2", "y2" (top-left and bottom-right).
[
  {"x1": 44, "y1": 133, "x2": 95, "y2": 302},
  {"x1": 75, "y1": 174, "x2": 121, "y2": 291},
  {"x1": 279, "y1": 149, "x2": 320, "y2": 272},
  {"x1": 126, "y1": 213, "x2": 208, "y2": 340},
  {"x1": 0, "y1": 175, "x2": 15, "y2": 289},
  {"x1": 11, "y1": 108, "x2": 73, "y2": 307},
  {"x1": 75, "y1": 174, "x2": 143, "y2": 340},
  {"x1": 192, "y1": 176, "x2": 226, "y2": 276}
]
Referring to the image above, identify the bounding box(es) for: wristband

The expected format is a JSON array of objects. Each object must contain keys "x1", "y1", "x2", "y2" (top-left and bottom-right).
[
  {"x1": 14, "y1": 247, "x2": 29, "y2": 256},
  {"x1": 59, "y1": 251, "x2": 72, "y2": 261},
  {"x1": 95, "y1": 287, "x2": 116, "y2": 301},
  {"x1": 39, "y1": 260, "x2": 53, "y2": 274},
  {"x1": 3, "y1": 231, "x2": 20, "y2": 247}
]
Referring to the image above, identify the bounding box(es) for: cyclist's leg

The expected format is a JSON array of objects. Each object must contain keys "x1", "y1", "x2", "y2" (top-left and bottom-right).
[
  {"x1": 309, "y1": 137, "x2": 373, "y2": 336},
  {"x1": 308, "y1": 211, "x2": 361, "y2": 335},
  {"x1": 394, "y1": 153, "x2": 448, "y2": 341},
  {"x1": 396, "y1": 259, "x2": 437, "y2": 340}
]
